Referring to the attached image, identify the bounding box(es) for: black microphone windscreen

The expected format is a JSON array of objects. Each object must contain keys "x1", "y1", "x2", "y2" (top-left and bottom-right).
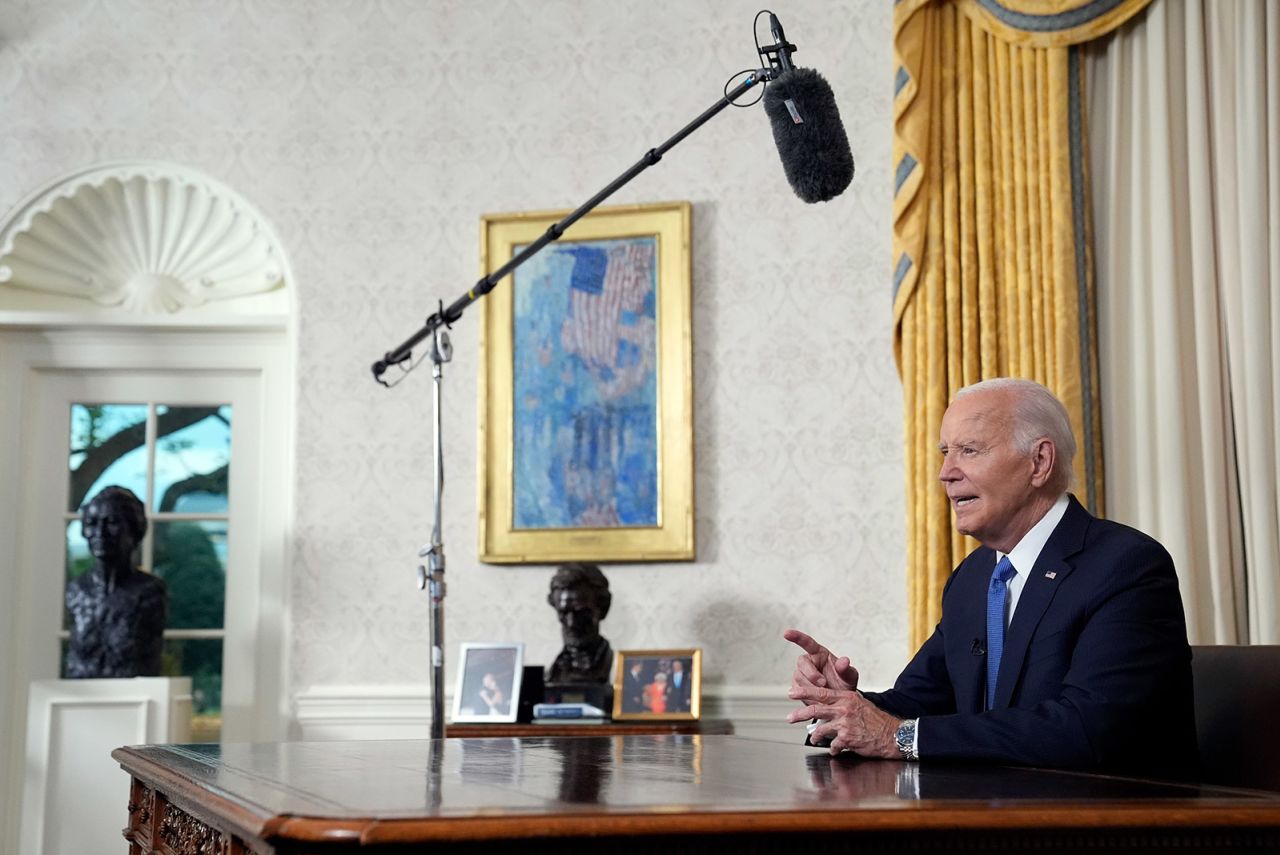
[{"x1": 763, "y1": 68, "x2": 855, "y2": 203}]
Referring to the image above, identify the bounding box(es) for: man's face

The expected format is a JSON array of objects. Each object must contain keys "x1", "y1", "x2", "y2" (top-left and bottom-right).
[
  {"x1": 937, "y1": 390, "x2": 1045, "y2": 553},
  {"x1": 552, "y1": 588, "x2": 600, "y2": 644},
  {"x1": 81, "y1": 496, "x2": 140, "y2": 564}
]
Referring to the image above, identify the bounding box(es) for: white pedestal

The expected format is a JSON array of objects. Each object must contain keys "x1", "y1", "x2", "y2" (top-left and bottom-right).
[{"x1": 20, "y1": 677, "x2": 192, "y2": 855}]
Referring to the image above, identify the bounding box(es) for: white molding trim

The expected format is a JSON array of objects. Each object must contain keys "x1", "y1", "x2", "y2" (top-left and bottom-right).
[
  {"x1": 0, "y1": 160, "x2": 290, "y2": 319},
  {"x1": 20, "y1": 678, "x2": 191, "y2": 855},
  {"x1": 294, "y1": 683, "x2": 802, "y2": 744},
  {"x1": 0, "y1": 310, "x2": 288, "y2": 331}
]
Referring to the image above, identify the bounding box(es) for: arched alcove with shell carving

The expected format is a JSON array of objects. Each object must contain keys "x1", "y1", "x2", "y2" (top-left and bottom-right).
[
  {"x1": 0, "y1": 160, "x2": 298, "y2": 780},
  {"x1": 0, "y1": 161, "x2": 291, "y2": 322}
]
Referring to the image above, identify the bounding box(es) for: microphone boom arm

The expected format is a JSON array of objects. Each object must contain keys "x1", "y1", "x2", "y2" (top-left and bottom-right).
[
  {"x1": 370, "y1": 68, "x2": 773, "y2": 382},
  {"x1": 368, "y1": 64, "x2": 774, "y2": 744}
]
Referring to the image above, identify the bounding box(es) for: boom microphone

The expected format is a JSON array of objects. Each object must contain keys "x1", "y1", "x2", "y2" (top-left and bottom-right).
[{"x1": 760, "y1": 17, "x2": 855, "y2": 203}]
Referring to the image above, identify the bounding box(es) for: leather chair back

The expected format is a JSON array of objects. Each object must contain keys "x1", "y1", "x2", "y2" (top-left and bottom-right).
[{"x1": 1191, "y1": 644, "x2": 1280, "y2": 791}]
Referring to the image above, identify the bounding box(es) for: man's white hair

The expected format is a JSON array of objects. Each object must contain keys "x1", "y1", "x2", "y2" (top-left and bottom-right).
[{"x1": 955, "y1": 377, "x2": 1077, "y2": 489}]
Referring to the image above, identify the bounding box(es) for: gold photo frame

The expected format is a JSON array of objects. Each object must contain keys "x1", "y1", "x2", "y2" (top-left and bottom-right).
[
  {"x1": 612, "y1": 648, "x2": 702, "y2": 721},
  {"x1": 478, "y1": 202, "x2": 694, "y2": 563}
]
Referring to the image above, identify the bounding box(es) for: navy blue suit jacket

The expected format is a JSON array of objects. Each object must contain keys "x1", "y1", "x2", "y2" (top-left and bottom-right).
[{"x1": 862, "y1": 495, "x2": 1197, "y2": 778}]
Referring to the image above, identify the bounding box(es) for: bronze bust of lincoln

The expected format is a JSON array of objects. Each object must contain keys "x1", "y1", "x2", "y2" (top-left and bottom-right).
[{"x1": 545, "y1": 563, "x2": 613, "y2": 684}]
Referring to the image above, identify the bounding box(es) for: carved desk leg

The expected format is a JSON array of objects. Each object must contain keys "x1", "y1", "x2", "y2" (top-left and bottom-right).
[{"x1": 124, "y1": 778, "x2": 156, "y2": 854}]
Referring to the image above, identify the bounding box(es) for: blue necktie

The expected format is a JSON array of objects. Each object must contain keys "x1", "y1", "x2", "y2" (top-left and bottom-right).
[{"x1": 986, "y1": 556, "x2": 1017, "y2": 710}]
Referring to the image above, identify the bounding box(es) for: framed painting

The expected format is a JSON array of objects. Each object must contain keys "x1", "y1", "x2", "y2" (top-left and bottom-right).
[
  {"x1": 478, "y1": 201, "x2": 694, "y2": 563},
  {"x1": 612, "y1": 648, "x2": 702, "y2": 721}
]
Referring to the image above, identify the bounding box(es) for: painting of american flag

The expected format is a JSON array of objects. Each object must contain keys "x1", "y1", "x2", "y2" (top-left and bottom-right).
[
  {"x1": 480, "y1": 202, "x2": 692, "y2": 563},
  {"x1": 511, "y1": 236, "x2": 659, "y2": 529}
]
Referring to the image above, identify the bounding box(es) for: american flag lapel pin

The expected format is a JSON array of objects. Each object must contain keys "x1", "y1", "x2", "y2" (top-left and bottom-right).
[{"x1": 1044, "y1": 571, "x2": 1057, "y2": 580}]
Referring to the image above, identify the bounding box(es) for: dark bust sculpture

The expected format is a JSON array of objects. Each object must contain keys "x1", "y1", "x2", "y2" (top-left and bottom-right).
[
  {"x1": 545, "y1": 563, "x2": 613, "y2": 684},
  {"x1": 64, "y1": 486, "x2": 167, "y2": 678}
]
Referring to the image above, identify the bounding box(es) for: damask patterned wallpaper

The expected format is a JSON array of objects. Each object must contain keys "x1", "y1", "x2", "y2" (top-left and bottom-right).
[{"x1": 0, "y1": 0, "x2": 902, "y2": 699}]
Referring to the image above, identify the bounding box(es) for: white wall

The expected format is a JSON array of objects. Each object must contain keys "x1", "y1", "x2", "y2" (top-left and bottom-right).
[{"x1": 0, "y1": 0, "x2": 901, "y2": 736}]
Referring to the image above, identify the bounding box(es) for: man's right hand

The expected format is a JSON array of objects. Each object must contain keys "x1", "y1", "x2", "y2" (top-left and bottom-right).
[{"x1": 783, "y1": 629, "x2": 860, "y2": 694}]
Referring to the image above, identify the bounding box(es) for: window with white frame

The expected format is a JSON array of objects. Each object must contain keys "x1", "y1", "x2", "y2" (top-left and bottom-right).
[{"x1": 62, "y1": 402, "x2": 232, "y2": 741}]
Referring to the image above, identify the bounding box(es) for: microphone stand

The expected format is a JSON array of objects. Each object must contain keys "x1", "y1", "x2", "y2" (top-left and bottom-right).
[
  {"x1": 419, "y1": 327, "x2": 451, "y2": 740},
  {"x1": 372, "y1": 66, "x2": 777, "y2": 742}
]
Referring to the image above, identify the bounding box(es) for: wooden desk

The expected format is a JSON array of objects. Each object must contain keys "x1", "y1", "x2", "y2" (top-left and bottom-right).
[
  {"x1": 114, "y1": 735, "x2": 1280, "y2": 854},
  {"x1": 445, "y1": 718, "x2": 732, "y2": 738}
]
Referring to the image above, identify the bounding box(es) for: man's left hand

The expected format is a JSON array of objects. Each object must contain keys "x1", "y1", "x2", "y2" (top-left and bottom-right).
[{"x1": 787, "y1": 684, "x2": 903, "y2": 758}]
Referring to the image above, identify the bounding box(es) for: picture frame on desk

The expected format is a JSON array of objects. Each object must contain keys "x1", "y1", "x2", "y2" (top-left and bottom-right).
[
  {"x1": 452, "y1": 643, "x2": 524, "y2": 724},
  {"x1": 612, "y1": 648, "x2": 701, "y2": 721},
  {"x1": 478, "y1": 202, "x2": 695, "y2": 564}
]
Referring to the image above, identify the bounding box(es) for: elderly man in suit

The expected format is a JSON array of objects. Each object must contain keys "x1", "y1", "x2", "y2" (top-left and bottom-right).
[
  {"x1": 786, "y1": 378, "x2": 1197, "y2": 778},
  {"x1": 667, "y1": 658, "x2": 693, "y2": 712}
]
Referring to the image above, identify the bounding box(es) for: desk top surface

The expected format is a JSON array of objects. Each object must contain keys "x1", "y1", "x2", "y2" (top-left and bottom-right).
[{"x1": 114, "y1": 735, "x2": 1280, "y2": 845}]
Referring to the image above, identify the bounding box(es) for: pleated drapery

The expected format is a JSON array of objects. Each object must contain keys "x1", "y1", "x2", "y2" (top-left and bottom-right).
[
  {"x1": 892, "y1": 0, "x2": 1150, "y2": 648},
  {"x1": 1089, "y1": 0, "x2": 1280, "y2": 644}
]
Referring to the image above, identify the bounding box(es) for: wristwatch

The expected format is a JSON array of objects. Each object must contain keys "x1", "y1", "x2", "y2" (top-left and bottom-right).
[{"x1": 894, "y1": 718, "x2": 919, "y2": 760}]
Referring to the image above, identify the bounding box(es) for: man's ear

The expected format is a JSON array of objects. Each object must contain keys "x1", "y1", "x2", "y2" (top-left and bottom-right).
[{"x1": 1028, "y1": 438, "x2": 1057, "y2": 488}]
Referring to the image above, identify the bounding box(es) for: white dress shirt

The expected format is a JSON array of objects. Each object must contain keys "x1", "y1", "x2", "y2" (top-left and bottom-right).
[{"x1": 997, "y1": 492, "x2": 1071, "y2": 628}]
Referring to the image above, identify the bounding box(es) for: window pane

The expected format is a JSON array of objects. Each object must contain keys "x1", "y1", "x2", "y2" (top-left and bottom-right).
[
  {"x1": 153, "y1": 521, "x2": 227, "y2": 629},
  {"x1": 63, "y1": 519, "x2": 92, "y2": 631},
  {"x1": 68, "y1": 403, "x2": 148, "y2": 511},
  {"x1": 162, "y1": 637, "x2": 222, "y2": 743},
  {"x1": 65, "y1": 519, "x2": 91, "y2": 582},
  {"x1": 152, "y1": 405, "x2": 231, "y2": 512}
]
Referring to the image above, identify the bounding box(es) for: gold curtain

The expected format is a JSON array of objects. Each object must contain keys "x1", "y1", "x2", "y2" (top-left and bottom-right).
[{"x1": 892, "y1": 0, "x2": 1151, "y2": 648}]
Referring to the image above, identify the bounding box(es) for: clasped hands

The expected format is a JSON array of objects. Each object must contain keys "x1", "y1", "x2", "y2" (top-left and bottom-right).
[{"x1": 784, "y1": 628, "x2": 902, "y2": 758}]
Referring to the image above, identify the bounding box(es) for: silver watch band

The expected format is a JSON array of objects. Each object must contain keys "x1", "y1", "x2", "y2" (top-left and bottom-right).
[{"x1": 895, "y1": 718, "x2": 919, "y2": 760}]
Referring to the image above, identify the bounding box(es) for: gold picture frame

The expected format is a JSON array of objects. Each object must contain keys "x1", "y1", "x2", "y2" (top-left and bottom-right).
[
  {"x1": 478, "y1": 201, "x2": 694, "y2": 563},
  {"x1": 612, "y1": 648, "x2": 702, "y2": 721}
]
